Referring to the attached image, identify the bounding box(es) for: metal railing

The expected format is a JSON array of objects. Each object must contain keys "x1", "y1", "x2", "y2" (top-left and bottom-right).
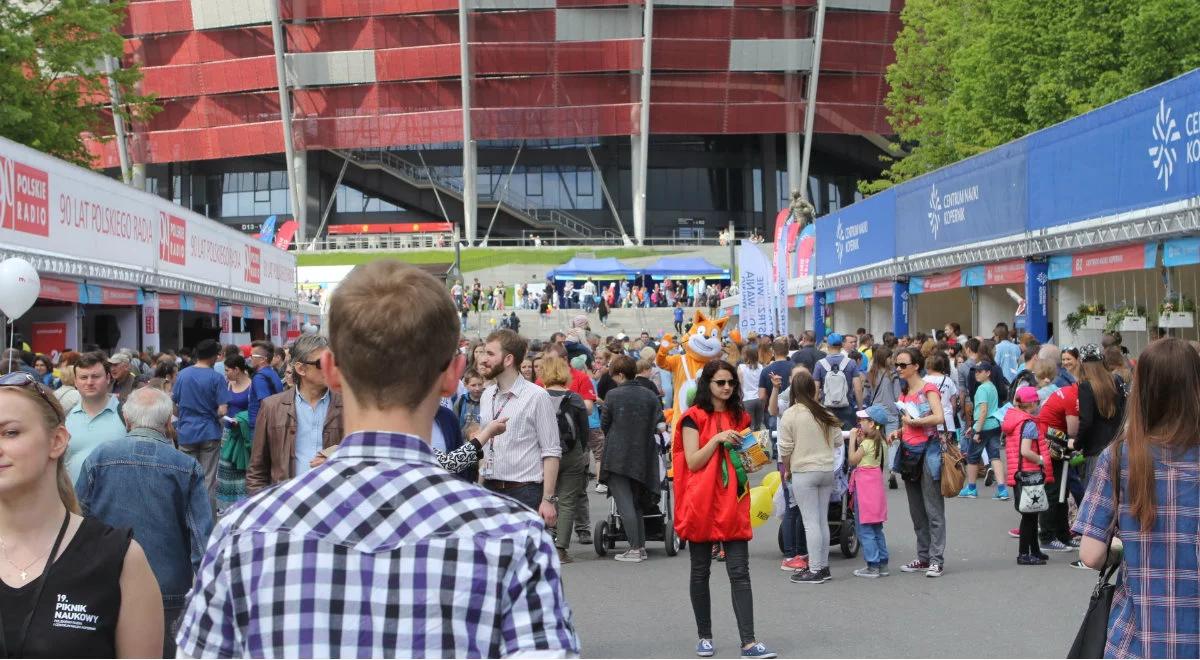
[
  {"x1": 330, "y1": 149, "x2": 615, "y2": 239},
  {"x1": 298, "y1": 233, "x2": 737, "y2": 252}
]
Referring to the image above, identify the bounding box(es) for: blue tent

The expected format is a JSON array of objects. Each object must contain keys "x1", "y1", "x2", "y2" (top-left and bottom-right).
[
  {"x1": 547, "y1": 257, "x2": 638, "y2": 280},
  {"x1": 642, "y1": 256, "x2": 730, "y2": 279}
]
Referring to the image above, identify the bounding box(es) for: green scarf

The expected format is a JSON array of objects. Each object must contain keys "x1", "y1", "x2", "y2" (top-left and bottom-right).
[{"x1": 719, "y1": 442, "x2": 750, "y2": 500}]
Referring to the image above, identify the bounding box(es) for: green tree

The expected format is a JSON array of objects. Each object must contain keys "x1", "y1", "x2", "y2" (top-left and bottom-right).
[
  {"x1": 864, "y1": 0, "x2": 1200, "y2": 193},
  {"x1": 0, "y1": 0, "x2": 155, "y2": 167}
]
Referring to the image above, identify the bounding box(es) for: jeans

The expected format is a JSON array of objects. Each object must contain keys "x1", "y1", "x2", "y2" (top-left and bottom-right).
[
  {"x1": 792, "y1": 471, "x2": 835, "y2": 571},
  {"x1": 689, "y1": 540, "x2": 756, "y2": 646},
  {"x1": 607, "y1": 474, "x2": 646, "y2": 548},
  {"x1": 486, "y1": 481, "x2": 543, "y2": 512},
  {"x1": 554, "y1": 448, "x2": 588, "y2": 550},
  {"x1": 904, "y1": 466, "x2": 946, "y2": 565},
  {"x1": 744, "y1": 398, "x2": 765, "y2": 431},
  {"x1": 780, "y1": 478, "x2": 808, "y2": 558},
  {"x1": 180, "y1": 439, "x2": 221, "y2": 515},
  {"x1": 857, "y1": 521, "x2": 889, "y2": 567},
  {"x1": 164, "y1": 605, "x2": 184, "y2": 658}
]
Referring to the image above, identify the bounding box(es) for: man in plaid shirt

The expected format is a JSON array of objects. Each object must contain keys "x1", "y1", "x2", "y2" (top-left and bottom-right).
[{"x1": 177, "y1": 260, "x2": 580, "y2": 658}]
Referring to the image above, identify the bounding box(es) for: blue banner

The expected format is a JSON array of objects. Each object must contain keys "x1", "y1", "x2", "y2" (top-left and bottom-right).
[
  {"x1": 909, "y1": 277, "x2": 925, "y2": 295},
  {"x1": 1164, "y1": 237, "x2": 1200, "y2": 267},
  {"x1": 895, "y1": 140, "x2": 1028, "y2": 255},
  {"x1": 892, "y1": 281, "x2": 910, "y2": 337},
  {"x1": 1024, "y1": 261, "x2": 1049, "y2": 343},
  {"x1": 962, "y1": 266, "x2": 986, "y2": 287},
  {"x1": 1048, "y1": 255, "x2": 1073, "y2": 280},
  {"x1": 1028, "y1": 70, "x2": 1200, "y2": 229},
  {"x1": 812, "y1": 291, "x2": 826, "y2": 344},
  {"x1": 258, "y1": 215, "x2": 277, "y2": 244},
  {"x1": 815, "y1": 189, "x2": 896, "y2": 276}
]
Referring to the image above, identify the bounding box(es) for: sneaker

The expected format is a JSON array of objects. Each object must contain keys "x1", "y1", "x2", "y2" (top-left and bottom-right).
[
  {"x1": 576, "y1": 531, "x2": 592, "y2": 545},
  {"x1": 780, "y1": 555, "x2": 809, "y2": 571},
  {"x1": 614, "y1": 549, "x2": 645, "y2": 563},
  {"x1": 925, "y1": 564, "x2": 944, "y2": 578},
  {"x1": 1044, "y1": 539, "x2": 1074, "y2": 553},
  {"x1": 888, "y1": 475, "x2": 898, "y2": 490},
  {"x1": 984, "y1": 467, "x2": 996, "y2": 487},
  {"x1": 1017, "y1": 554, "x2": 1047, "y2": 566},
  {"x1": 1036, "y1": 552, "x2": 1050, "y2": 561},
  {"x1": 696, "y1": 639, "x2": 715, "y2": 658},
  {"x1": 900, "y1": 559, "x2": 930, "y2": 573},
  {"x1": 957, "y1": 485, "x2": 978, "y2": 498},
  {"x1": 1008, "y1": 528, "x2": 1021, "y2": 539},
  {"x1": 789, "y1": 569, "x2": 825, "y2": 584},
  {"x1": 1068, "y1": 537, "x2": 1082, "y2": 548},
  {"x1": 741, "y1": 642, "x2": 777, "y2": 659},
  {"x1": 878, "y1": 563, "x2": 890, "y2": 577},
  {"x1": 817, "y1": 567, "x2": 832, "y2": 582},
  {"x1": 557, "y1": 548, "x2": 574, "y2": 564},
  {"x1": 853, "y1": 566, "x2": 881, "y2": 578},
  {"x1": 595, "y1": 483, "x2": 609, "y2": 494},
  {"x1": 993, "y1": 486, "x2": 1011, "y2": 501},
  {"x1": 1069, "y1": 559, "x2": 1091, "y2": 570}
]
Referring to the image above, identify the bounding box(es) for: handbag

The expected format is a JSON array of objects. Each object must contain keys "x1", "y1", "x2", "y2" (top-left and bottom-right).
[
  {"x1": 1016, "y1": 433, "x2": 1049, "y2": 514},
  {"x1": 939, "y1": 435, "x2": 967, "y2": 497},
  {"x1": 1067, "y1": 444, "x2": 1123, "y2": 658}
]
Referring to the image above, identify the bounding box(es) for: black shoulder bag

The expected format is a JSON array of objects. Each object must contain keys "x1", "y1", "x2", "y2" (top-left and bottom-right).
[{"x1": 1067, "y1": 444, "x2": 1123, "y2": 659}]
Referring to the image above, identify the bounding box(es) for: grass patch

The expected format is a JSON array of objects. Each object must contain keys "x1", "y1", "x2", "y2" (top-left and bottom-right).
[{"x1": 296, "y1": 247, "x2": 674, "y2": 273}]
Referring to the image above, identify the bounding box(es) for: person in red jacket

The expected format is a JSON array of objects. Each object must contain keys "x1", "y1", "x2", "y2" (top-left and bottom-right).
[
  {"x1": 673, "y1": 359, "x2": 777, "y2": 659},
  {"x1": 1001, "y1": 386, "x2": 1055, "y2": 565}
]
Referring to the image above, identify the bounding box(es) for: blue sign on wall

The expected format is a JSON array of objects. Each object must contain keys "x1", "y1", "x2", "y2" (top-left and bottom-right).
[
  {"x1": 895, "y1": 140, "x2": 1028, "y2": 255},
  {"x1": 1028, "y1": 70, "x2": 1200, "y2": 230},
  {"x1": 815, "y1": 189, "x2": 897, "y2": 276}
]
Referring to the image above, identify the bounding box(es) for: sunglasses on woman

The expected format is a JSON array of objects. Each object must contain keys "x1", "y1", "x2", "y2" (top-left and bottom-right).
[
  {"x1": 0, "y1": 372, "x2": 64, "y2": 423},
  {"x1": 711, "y1": 379, "x2": 736, "y2": 387}
]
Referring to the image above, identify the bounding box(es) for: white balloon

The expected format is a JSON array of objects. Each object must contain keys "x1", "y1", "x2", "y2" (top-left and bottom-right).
[{"x1": 0, "y1": 258, "x2": 40, "y2": 320}]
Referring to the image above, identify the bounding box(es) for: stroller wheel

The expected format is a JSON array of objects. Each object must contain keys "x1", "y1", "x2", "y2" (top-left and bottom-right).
[
  {"x1": 777, "y1": 523, "x2": 786, "y2": 556},
  {"x1": 840, "y1": 524, "x2": 860, "y2": 559},
  {"x1": 593, "y1": 521, "x2": 609, "y2": 557}
]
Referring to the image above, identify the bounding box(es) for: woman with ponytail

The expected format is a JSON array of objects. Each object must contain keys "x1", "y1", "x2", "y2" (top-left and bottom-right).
[
  {"x1": 0, "y1": 372, "x2": 163, "y2": 657},
  {"x1": 1073, "y1": 338, "x2": 1199, "y2": 658}
]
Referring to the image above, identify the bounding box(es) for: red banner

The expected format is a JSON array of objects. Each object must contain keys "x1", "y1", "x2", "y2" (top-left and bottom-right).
[
  {"x1": 327, "y1": 222, "x2": 453, "y2": 235},
  {"x1": 835, "y1": 287, "x2": 859, "y2": 303},
  {"x1": 31, "y1": 323, "x2": 67, "y2": 355},
  {"x1": 872, "y1": 282, "x2": 892, "y2": 298},
  {"x1": 273, "y1": 220, "x2": 298, "y2": 251},
  {"x1": 985, "y1": 260, "x2": 1026, "y2": 286},
  {"x1": 804, "y1": 293, "x2": 814, "y2": 307},
  {"x1": 922, "y1": 270, "x2": 962, "y2": 294},
  {"x1": 1072, "y1": 244, "x2": 1150, "y2": 277},
  {"x1": 98, "y1": 286, "x2": 138, "y2": 306},
  {"x1": 38, "y1": 278, "x2": 80, "y2": 303},
  {"x1": 191, "y1": 296, "x2": 217, "y2": 314},
  {"x1": 158, "y1": 293, "x2": 182, "y2": 310}
]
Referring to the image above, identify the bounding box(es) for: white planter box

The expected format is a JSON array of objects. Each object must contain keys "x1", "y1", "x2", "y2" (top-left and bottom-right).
[
  {"x1": 1118, "y1": 316, "x2": 1147, "y2": 332},
  {"x1": 1159, "y1": 311, "x2": 1195, "y2": 328},
  {"x1": 1083, "y1": 316, "x2": 1108, "y2": 330}
]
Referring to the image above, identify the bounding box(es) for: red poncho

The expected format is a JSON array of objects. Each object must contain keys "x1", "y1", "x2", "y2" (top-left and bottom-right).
[{"x1": 672, "y1": 407, "x2": 752, "y2": 543}]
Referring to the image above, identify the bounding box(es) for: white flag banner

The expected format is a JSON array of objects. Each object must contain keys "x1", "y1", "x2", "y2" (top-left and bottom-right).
[
  {"x1": 738, "y1": 240, "x2": 775, "y2": 337},
  {"x1": 142, "y1": 292, "x2": 160, "y2": 352},
  {"x1": 218, "y1": 305, "x2": 234, "y2": 346}
]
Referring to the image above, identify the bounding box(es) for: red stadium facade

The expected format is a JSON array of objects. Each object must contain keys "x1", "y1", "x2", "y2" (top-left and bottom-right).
[{"x1": 91, "y1": 0, "x2": 902, "y2": 244}]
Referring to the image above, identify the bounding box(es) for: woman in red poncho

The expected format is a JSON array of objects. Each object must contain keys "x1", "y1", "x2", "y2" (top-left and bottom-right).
[{"x1": 673, "y1": 359, "x2": 777, "y2": 659}]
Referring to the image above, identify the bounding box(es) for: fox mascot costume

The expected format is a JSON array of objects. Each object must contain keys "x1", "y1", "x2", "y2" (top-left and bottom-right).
[{"x1": 656, "y1": 310, "x2": 729, "y2": 425}]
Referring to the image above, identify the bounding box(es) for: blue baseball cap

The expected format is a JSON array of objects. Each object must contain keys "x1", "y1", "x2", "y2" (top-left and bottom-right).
[
  {"x1": 827, "y1": 332, "x2": 844, "y2": 346},
  {"x1": 857, "y1": 405, "x2": 890, "y2": 426}
]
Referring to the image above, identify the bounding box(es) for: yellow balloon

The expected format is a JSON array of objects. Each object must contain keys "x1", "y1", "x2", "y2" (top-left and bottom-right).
[
  {"x1": 749, "y1": 485, "x2": 773, "y2": 528},
  {"x1": 489, "y1": 318, "x2": 497, "y2": 326},
  {"x1": 760, "y1": 471, "x2": 782, "y2": 496}
]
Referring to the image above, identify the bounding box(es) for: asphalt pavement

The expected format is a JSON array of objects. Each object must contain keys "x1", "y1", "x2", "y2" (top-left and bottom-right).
[{"x1": 561, "y1": 475, "x2": 1096, "y2": 658}]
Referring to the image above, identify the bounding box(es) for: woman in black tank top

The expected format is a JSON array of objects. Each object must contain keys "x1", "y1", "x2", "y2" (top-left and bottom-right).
[{"x1": 0, "y1": 373, "x2": 163, "y2": 658}]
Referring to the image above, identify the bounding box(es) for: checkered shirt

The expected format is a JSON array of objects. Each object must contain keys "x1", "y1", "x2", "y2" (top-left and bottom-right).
[
  {"x1": 1072, "y1": 444, "x2": 1199, "y2": 659},
  {"x1": 176, "y1": 431, "x2": 581, "y2": 658}
]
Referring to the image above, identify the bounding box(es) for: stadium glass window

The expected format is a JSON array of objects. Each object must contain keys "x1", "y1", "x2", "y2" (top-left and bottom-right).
[
  {"x1": 526, "y1": 170, "x2": 542, "y2": 196},
  {"x1": 576, "y1": 168, "x2": 594, "y2": 197}
]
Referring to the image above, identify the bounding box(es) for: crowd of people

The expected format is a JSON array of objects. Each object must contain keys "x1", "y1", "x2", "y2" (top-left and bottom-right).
[
  {"x1": 0, "y1": 266, "x2": 1196, "y2": 659},
  {"x1": 450, "y1": 276, "x2": 737, "y2": 321}
]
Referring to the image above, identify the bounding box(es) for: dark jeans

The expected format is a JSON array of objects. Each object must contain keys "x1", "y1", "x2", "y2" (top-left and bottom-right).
[
  {"x1": 486, "y1": 481, "x2": 543, "y2": 512},
  {"x1": 689, "y1": 540, "x2": 755, "y2": 646},
  {"x1": 780, "y1": 475, "x2": 808, "y2": 558},
  {"x1": 164, "y1": 605, "x2": 184, "y2": 658},
  {"x1": 1018, "y1": 510, "x2": 1041, "y2": 557},
  {"x1": 607, "y1": 474, "x2": 646, "y2": 549},
  {"x1": 1039, "y1": 458, "x2": 1072, "y2": 544}
]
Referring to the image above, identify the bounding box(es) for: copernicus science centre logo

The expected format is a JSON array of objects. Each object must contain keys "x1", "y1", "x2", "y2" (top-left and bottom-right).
[{"x1": 1149, "y1": 98, "x2": 1181, "y2": 191}]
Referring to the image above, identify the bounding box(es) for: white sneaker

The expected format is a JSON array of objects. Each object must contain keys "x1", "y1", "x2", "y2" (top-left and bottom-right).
[
  {"x1": 595, "y1": 483, "x2": 609, "y2": 494},
  {"x1": 614, "y1": 549, "x2": 645, "y2": 563}
]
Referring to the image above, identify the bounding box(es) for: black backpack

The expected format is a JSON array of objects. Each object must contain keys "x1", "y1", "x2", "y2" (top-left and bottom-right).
[{"x1": 554, "y1": 394, "x2": 582, "y2": 453}]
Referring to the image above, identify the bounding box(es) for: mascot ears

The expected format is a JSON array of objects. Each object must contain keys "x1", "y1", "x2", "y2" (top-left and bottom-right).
[{"x1": 692, "y1": 310, "x2": 729, "y2": 332}]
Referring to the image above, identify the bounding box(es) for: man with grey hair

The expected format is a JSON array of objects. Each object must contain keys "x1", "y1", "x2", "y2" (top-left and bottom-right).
[
  {"x1": 75, "y1": 386, "x2": 214, "y2": 658},
  {"x1": 1038, "y1": 343, "x2": 1076, "y2": 387},
  {"x1": 247, "y1": 334, "x2": 344, "y2": 494}
]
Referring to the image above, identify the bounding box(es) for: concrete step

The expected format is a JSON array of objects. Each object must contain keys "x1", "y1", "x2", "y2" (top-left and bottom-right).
[{"x1": 461, "y1": 306, "x2": 716, "y2": 339}]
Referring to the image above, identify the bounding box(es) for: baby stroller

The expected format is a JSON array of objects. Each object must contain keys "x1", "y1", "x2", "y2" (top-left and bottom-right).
[
  {"x1": 775, "y1": 435, "x2": 859, "y2": 559},
  {"x1": 593, "y1": 427, "x2": 682, "y2": 557}
]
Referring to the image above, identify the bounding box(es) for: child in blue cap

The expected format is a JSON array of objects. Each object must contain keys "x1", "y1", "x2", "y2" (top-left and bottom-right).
[{"x1": 849, "y1": 404, "x2": 892, "y2": 577}]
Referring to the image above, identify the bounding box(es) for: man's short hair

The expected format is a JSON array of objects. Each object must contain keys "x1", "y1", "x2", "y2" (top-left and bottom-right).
[
  {"x1": 994, "y1": 324, "x2": 1010, "y2": 341},
  {"x1": 1038, "y1": 344, "x2": 1061, "y2": 365},
  {"x1": 329, "y1": 260, "x2": 459, "y2": 410},
  {"x1": 486, "y1": 329, "x2": 528, "y2": 368},
  {"x1": 772, "y1": 337, "x2": 790, "y2": 357},
  {"x1": 1022, "y1": 344, "x2": 1041, "y2": 363},
  {"x1": 123, "y1": 387, "x2": 174, "y2": 432},
  {"x1": 195, "y1": 339, "x2": 220, "y2": 361},
  {"x1": 223, "y1": 344, "x2": 242, "y2": 361},
  {"x1": 251, "y1": 340, "x2": 275, "y2": 360},
  {"x1": 74, "y1": 351, "x2": 111, "y2": 377},
  {"x1": 289, "y1": 335, "x2": 329, "y2": 366},
  {"x1": 610, "y1": 354, "x2": 637, "y2": 380},
  {"x1": 635, "y1": 358, "x2": 655, "y2": 374},
  {"x1": 542, "y1": 342, "x2": 567, "y2": 359}
]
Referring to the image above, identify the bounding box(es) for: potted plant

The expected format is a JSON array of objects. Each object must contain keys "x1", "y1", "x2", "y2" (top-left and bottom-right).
[
  {"x1": 1065, "y1": 302, "x2": 1106, "y2": 333},
  {"x1": 1158, "y1": 294, "x2": 1195, "y2": 328},
  {"x1": 1106, "y1": 303, "x2": 1147, "y2": 333}
]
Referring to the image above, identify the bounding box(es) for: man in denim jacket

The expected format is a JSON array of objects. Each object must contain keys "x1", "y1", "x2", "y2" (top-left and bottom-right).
[{"x1": 75, "y1": 386, "x2": 214, "y2": 658}]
